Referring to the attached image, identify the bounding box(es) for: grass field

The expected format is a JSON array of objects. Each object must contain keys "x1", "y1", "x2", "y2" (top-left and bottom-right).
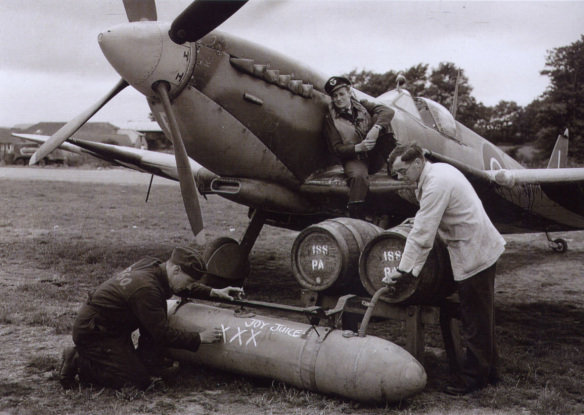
[{"x1": 1, "y1": 167, "x2": 583, "y2": 415}]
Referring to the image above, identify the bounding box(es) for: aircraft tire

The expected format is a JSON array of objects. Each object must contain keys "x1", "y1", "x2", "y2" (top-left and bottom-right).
[
  {"x1": 203, "y1": 237, "x2": 250, "y2": 281},
  {"x1": 551, "y1": 238, "x2": 568, "y2": 253}
]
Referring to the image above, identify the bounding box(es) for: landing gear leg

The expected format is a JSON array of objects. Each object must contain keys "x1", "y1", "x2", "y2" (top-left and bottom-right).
[
  {"x1": 239, "y1": 209, "x2": 266, "y2": 257},
  {"x1": 545, "y1": 232, "x2": 568, "y2": 253},
  {"x1": 203, "y1": 210, "x2": 266, "y2": 282}
]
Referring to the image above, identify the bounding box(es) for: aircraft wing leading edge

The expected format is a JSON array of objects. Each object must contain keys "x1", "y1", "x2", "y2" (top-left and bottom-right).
[
  {"x1": 427, "y1": 150, "x2": 584, "y2": 186},
  {"x1": 12, "y1": 133, "x2": 584, "y2": 231},
  {"x1": 12, "y1": 133, "x2": 216, "y2": 186}
]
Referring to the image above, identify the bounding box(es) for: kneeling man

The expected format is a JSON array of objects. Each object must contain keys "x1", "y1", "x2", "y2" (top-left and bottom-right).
[{"x1": 59, "y1": 246, "x2": 243, "y2": 390}]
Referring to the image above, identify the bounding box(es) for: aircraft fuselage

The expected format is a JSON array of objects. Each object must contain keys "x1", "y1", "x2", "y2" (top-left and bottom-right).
[{"x1": 100, "y1": 24, "x2": 584, "y2": 233}]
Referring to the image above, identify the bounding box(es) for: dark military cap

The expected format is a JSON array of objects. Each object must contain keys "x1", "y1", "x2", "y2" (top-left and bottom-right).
[
  {"x1": 324, "y1": 76, "x2": 351, "y2": 95},
  {"x1": 170, "y1": 246, "x2": 206, "y2": 279}
]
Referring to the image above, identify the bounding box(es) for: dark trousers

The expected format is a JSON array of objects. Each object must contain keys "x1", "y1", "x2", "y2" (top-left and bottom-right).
[
  {"x1": 343, "y1": 134, "x2": 395, "y2": 205},
  {"x1": 367, "y1": 133, "x2": 394, "y2": 175},
  {"x1": 343, "y1": 158, "x2": 369, "y2": 203},
  {"x1": 75, "y1": 333, "x2": 153, "y2": 390},
  {"x1": 457, "y1": 263, "x2": 498, "y2": 386},
  {"x1": 73, "y1": 307, "x2": 163, "y2": 390}
]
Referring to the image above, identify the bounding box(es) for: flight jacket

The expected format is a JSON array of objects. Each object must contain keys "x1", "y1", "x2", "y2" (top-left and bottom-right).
[
  {"x1": 323, "y1": 97, "x2": 394, "y2": 161},
  {"x1": 74, "y1": 257, "x2": 212, "y2": 352}
]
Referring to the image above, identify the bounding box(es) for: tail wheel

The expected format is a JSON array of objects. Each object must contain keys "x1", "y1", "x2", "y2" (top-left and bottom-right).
[
  {"x1": 203, "y1": 237, "x2": 250, "y2": 281},
  {"x1": 551, "y1": 238, "x2": 568, "y2": 253}
]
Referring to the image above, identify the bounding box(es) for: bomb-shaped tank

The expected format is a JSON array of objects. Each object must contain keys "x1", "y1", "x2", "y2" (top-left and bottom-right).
[{"x1": 167, "y1": 301, "x2": 427, "y2": 403}]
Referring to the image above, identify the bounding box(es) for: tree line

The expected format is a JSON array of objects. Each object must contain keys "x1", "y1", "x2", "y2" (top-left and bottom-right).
[{"x1": 345, "y1": 35, "x2": 584, "y2": 166}]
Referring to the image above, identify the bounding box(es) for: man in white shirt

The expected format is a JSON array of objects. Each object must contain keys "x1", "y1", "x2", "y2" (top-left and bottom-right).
[{"x1": 382, "y1": 143, "x2": 506, "y2": 395}]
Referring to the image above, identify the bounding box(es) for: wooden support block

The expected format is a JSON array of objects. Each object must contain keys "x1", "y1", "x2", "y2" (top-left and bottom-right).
[
  {"x1": 405, "y1": 305, "x2": 425, "y2": 361},
  {"x1": 439, "y1": 301, "x2": 464, "y2": 373},
  {"x1": 314, "y1": 294, "x2": 463, "y2": 369}
]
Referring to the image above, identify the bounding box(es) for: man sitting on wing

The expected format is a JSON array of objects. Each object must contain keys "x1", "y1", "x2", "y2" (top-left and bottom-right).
[{"x1": 322, "y1": 76, "x2": 395, "y2": 218}]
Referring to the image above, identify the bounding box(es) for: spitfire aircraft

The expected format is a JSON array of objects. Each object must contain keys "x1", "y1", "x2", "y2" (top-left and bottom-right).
[{"x1": 16, "y1": 0, "x2": 584, "y2": 282}]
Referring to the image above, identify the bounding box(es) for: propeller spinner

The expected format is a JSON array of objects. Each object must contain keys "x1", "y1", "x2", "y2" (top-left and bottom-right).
[{"x1": 29, "y1": 0, "x2": 249, "y2": 241}]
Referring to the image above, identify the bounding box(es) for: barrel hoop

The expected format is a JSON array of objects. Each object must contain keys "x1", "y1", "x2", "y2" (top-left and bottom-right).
[
  {"x1": 318, "y1": 221, "x2": 352, "y2": 274},
  {"x1": 332, "y1": 218, "x2": 381, "y2": 252},
  {"x1": 335, "y1": 219, "x2": 365, "y2": 251}
]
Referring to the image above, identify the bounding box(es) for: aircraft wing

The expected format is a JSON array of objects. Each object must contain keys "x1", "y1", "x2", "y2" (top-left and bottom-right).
[
  {"x1": 426, "y1": 150, "x2": 584, "y2": 187},
  {"x1": 13, "y1": 133, "x2": 313, "y2": 216},
  {"x1": 11, "y1": 133, "x2": 217, "y2": 187},
  {"x1": 485, "y1": 167, "x2": 584, "y2": 187},
  {"x1": 301, "y1": 165, "x2": 416, "y2": 196}
]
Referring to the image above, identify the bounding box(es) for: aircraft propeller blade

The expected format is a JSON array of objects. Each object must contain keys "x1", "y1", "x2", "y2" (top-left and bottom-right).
[
  {"x1": 154, "y1": 82, "x2": 205, "y2": 243},
  {"x1": 122, "y1": 0, "x2": 157, "y2": 22},
  {"x1": 29, "y1": 78, "x2": 128, "y2": 166},
  {"x1": 169, "y1": 0, "x2": 248, "y2": 44}
]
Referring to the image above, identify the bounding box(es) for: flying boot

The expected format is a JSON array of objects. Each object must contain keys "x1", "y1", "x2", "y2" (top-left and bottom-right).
[
  {"x1": 59, "y1": 346, "x2": 79, "y2": 390},
  {"x1": 347, "y1": 200, "x2": 367, "y2": 220}
]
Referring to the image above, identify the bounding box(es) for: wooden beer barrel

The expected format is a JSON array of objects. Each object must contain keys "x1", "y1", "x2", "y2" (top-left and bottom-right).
[
  {"x1": 291, "y1": 218, "x2": 383, "y2": 295},
  {"x1": 359, "y1": 221, "x2": 455, "y2": 304}
]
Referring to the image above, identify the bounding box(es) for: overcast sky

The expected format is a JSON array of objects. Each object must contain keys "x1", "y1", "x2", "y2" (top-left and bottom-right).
[{"x1": 1, "y1": 0, "x2": 583, "y2": 127}]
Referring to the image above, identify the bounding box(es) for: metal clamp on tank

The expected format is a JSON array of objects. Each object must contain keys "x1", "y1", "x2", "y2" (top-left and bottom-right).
[{"x1": 323, "y1": 294, "x2": 357, "y2": 329}]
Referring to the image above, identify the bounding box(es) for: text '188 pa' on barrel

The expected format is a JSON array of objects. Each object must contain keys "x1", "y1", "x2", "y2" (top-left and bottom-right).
[
  {"x1": 291, "y1": 218, "x2": 382, "y2": 295},
  {"x1": 359, "y1": 221, "x2": 455, "y2": 304}
]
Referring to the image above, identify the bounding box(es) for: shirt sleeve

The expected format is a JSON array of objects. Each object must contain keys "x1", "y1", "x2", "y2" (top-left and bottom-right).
[
  {"x1": 398, "y1": 178, "x2": 450, "y2": 276},
  {"x1": 131, "y1": 287, "x2": 202, "y2": 351},
  {"x1": 359, "y1": 100, "x2": 395, "y2": 133},
  {"x1": 186, "y1": 282, "x2": 213, "y2": 299},
  {"x1": 323, "y1": 113, "x2": 357, "y2": 158}
]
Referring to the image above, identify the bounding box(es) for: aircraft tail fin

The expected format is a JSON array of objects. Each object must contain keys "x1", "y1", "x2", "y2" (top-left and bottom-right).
[{"x1": 547, "y1": 128, "x2": 569, "y2": 169}]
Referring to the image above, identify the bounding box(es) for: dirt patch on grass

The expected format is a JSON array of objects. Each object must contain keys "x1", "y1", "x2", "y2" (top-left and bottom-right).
[{"x1": 1, "y1": 167, "x2": 583, "y2": 415}]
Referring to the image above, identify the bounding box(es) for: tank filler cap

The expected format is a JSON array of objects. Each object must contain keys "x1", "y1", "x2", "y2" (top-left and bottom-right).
[{"x1": 234, "y1": 308, "x2": 256, "y2": 318}]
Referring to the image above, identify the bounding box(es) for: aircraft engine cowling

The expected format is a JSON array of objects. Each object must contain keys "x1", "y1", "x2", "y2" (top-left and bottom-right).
[
  {"x1": 359, "y1": 221, "x2": 455, "y2": 305},
  {"x1": 291, "y1": 218, "x2": 383, "y2": 295},
  {"x1": 99, "y1": 22, "x2": 195, "y2": 98},
  {"x1": 167, "y1": 301, "x2": 427, "y2": 403}
]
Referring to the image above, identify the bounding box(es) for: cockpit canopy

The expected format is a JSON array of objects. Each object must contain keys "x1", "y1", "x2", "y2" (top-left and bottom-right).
[{"x1": 377, "y1": 89, "x2": 458, "y2": 139}]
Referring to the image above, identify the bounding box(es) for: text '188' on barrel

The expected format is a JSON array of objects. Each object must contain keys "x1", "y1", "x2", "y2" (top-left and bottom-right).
[
  {"x1": 359, "y1": 221, "x2": 455, "y2": 304},
  {"x1": 291, "y1": 218, "x2": 382, "y2": 295}
]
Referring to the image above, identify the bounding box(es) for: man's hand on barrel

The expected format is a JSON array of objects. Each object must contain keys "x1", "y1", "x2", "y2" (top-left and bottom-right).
[
  {"x1": 382, "y1": 270, "x2": 416, "y2": 293},
  {"x1": 382, "y1": 269, "x2": 403, "y2": 285}
]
